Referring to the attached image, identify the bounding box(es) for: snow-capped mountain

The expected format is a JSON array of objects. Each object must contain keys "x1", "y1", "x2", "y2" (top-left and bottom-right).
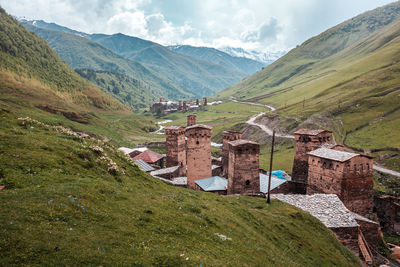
[{"x1": 219, "y1": 47, "x2": 286, "y2": 65}]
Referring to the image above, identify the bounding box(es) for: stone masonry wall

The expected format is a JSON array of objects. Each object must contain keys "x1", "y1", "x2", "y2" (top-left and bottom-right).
[
  {"x1": 186, "y1": 125, "x2": 212, "y2": 188},
  {"x1": 227, "y1": 140, "x2": 260, "y2": 195},
  {"x1": 165, "y1": 126, "x2": 187, "y2": 176},
  {"x1": 222, "y1": 131, "x2": 242, "y2": 177},
  {"x1": 292, "y1": 131, "x2": 333, "y2": 183},
  {"x1": 341, "y1": 156, "x2": 374, "y2": 216},
  {"x1": 307, "y1": 154, "x2": 374, "y2": 216},
  {"x1": 187, "y1": 114, "x2": 196, "y2": 127},
  {"x1": 331, "y1": 226, "x2": 360, "y2": 255},
  {"x1": 374, "y1": 195, "x2": 400, "y2": 234}
]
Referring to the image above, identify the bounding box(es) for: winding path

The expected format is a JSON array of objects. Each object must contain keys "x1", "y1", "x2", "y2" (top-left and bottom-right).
[
  {"x1": 235, "y1": 99, "x2": 400, "y2": 177},
  {"x1": 373, "y1": 165, "x2": 400, "y2": 177}
]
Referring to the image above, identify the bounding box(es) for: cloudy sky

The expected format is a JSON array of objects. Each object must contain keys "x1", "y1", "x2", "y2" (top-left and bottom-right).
[{"x1": 1, "y1": 0, "x2": 395, "y2": 53}]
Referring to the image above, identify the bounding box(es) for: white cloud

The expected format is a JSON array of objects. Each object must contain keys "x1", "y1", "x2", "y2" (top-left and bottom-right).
[{"x1": 0, "y1": 0, "x2": 396, "y2": 53}]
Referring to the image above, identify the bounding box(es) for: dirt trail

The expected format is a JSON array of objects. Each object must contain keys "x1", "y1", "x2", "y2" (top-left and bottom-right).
[{"x1": 235, "y1": 99, "x2": 400, "y2": 176}]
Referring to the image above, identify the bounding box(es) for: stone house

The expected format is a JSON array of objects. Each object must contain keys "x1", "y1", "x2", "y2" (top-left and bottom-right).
[{"x1": 307, "y1": 147, "x2": 374, "y2": 216}]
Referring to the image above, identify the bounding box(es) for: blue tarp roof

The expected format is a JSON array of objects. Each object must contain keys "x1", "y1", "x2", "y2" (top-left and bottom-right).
[
  {"x1": 195, "y1": 176, "x2": 228, "y2": 191},
  {"x1": 259, "y1": 173, "x2": 287, "y2": 193},
  {"x1": 266, "y1": 170, "x2": 285, "y2": 179}
]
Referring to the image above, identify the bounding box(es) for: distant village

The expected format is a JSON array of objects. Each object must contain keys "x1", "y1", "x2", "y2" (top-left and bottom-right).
[
  {"x1": 150, "y1": 97, "x2": 222, "y2": 115},
  {"x1": 120, "y1": 113, "x2": 400, "y2": 265}
]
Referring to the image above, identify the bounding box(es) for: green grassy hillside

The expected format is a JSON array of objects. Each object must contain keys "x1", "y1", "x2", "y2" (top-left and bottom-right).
[
  {"x1": 22, "y1": 23, "x2": 190, "y2": 101},
  {"x1": 75, "y1": 69, "x2": 159, "y2": 112},
  {"x1": 90, "y1": 33, "x2": 248, "y2": 97},
  {"x1": 0, "y1": 110, "x2": 360, "y2": 266},
  {"x1": 215, "y1": 1, "x2": 400, "y2": 173},
  {"x1": 0, "y1": 8, "x2": 123, "y2": 111}
]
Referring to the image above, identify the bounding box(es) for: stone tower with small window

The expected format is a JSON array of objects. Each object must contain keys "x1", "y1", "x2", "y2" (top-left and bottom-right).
[
  {"x1": 222, "y1": 131, "x2": 242, "y2": 177},
  {"x1": 187, "y1": 114, "x2": 196, "y2": 127},
  {"x1": 227, "y1": 140, "x2": 260, "y2": 195},
  {"x1": 292, "y1": 129, "x2": 333, "y2": 184},
  {"x1": 165, "y1": 126, "x2": 187, "y2": 176},
  {"x1": 185, "y1": 124, "x2": 212, "y2": 188}
]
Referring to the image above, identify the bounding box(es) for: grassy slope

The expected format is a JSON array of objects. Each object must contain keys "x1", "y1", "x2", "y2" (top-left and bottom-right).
[
  {"x1": 22, "y1": 23, "x2": 190, "y2": 101},
  {"x1": 75, "y1": 69, "x2": 159, "y2": 112},
  {"x1": 214, "y1": 2, "x2": 400, "y2": 172},
  {"x1": 0, "y1": 111, "x2": 360, "y2": 266},
  {"x1": 89, "y1": 33, "x2": 248, "y2": 97}
]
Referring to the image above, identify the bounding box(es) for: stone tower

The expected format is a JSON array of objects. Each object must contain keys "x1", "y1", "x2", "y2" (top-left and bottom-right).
[
  {"x1": 187, "y1": 114, "x2": 196, "y2": 127},
  {"x1": 222, "y1": 131, "x2": 242, "y2": 177},
  {"x1": 291, "y1": 129, "x2": 333, "y2": 184},
  {"x1": 186, "y1": 124, "x2": 212, "y2": 188},
  {"x1": 227, "y1": 140, "x2": 260, "y2": 195},
  {"x1": 165, "y1": 126, "x2": 187, "y2": 176},
  {"x1": 202, "y1": 97, "x2": 207, "y2": 106},
  {"x1": 182, "y1": 101, "x2": 187, "y2": 112},
  {"x1": 189, "y1": 98, "x2": 194, "y2": 105},
  {"x1": 196, "y1": 99, "x2": 199, "y2": 105},
  {"x1": 178, "y1": 100, "x2": 183, "y2": 110}
]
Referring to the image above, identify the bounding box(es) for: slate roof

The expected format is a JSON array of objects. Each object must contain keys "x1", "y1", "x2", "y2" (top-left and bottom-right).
[
  {"x1": 308, "y1": 147, "x2": 359, "y2": 162},
  {"x1": 294, "y1": 129, "x2": 329, "y2": 136},
  {"x1": 135, "y1": 159, "x2": 156, "y2": 172},
  {"x1": 195, "y1": 176, "x2": 228, "y2": 191},
  {"x1": 259, "y1": 173, "x2": 287, "y2": 193},
  {"x1": 272, "y1": 194, "x2": 359, "y2": 228},
  {"x1": 185, "y1": 124, "x2": 212, "y2": 131},
  {"x1": 150, "y1": 166, "x2": 179, "y2": 176},
  {"x1": 229, "y1": 139, "x2": 259, "y2": 146},
  {"x1": 165, "y1": 125, "x2": 184, "y2": 130},
  {"x1": 133, "y1": 150, "x2": 164, "y2": 163}
]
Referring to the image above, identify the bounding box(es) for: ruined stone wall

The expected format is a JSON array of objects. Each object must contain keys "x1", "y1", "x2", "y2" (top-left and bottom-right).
[
  {"x1": 331, "y1": 226, "x2": 360, "y2": 255},
  {"x1": 374, "y1": 195, "x2": 400, "y2": 234},
  {"x1": 187, "y1": 114, "x2": 196, "y2": 127},
  {"x1": 307, "y1": 155, "x2": 374, "y2": 216},
  {"x1": 341, "y1": 157, "x2": 374, "y2": 216},
  {"x1": 222, "y1": 131, "x2": 242, "y2": 177},
  {"x1": 355, "y1": 219, "x2": 379, "y2": 254},
  {"x1": 227, "y1": 140, "x2": 260, "y2": 195},
  {"x1": 292, "y1": 131, "x2": 333, "y2": 183},
  {"x1": 186, "y1": 125, "x2": 212, "y2": 188},
  {"x1": 271, "y1": 181, "x2": 307, "y2": 194},
  {"x1": 165, "y1": 126, "x2": 186, "y2": 176}
]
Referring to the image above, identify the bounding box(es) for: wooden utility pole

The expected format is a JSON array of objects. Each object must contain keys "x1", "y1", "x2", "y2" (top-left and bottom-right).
[{"x1": 267, "y1": 130, "x2": 275, "y2": 204}]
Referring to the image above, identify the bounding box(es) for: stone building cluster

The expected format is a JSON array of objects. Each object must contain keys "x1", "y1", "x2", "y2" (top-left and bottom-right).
[
  {"x1": 141, "y1": 118, "x2": 389, "y2": 263},
  {"x1": 150, "y1": 97, "x2": 209, "y2": 115},
  {"x1": 151, "y1": 114, "x2": 278, "y2": 196}
]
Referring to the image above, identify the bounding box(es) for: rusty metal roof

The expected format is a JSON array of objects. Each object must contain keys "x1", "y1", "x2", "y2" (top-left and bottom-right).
[
  {"x1": 133, "y1": 150, "x2": 164, "y2": 163},
  {"x1": 308, "y1": 147, "x2": 359, "y2": 162}
]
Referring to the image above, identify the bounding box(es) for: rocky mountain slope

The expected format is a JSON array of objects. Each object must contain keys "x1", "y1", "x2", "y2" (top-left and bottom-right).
[{"x1": 168, "y1": 45, "x2": 266, "y2": 75}]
